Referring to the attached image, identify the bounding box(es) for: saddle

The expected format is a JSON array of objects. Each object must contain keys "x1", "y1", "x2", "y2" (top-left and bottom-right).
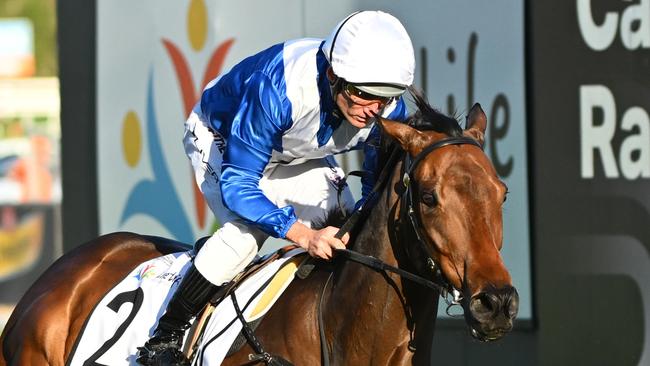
[
  {"x1": 66, "y1": 243, "x2": 310, "y2": 366},
  {"x1": 183, "y1": 242, "x2": 310, "y2": 364}
]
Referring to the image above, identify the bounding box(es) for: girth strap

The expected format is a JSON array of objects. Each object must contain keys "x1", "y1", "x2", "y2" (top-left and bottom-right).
[{"x1": 231, "y1": 288, "x2": 294, "y2": 366}]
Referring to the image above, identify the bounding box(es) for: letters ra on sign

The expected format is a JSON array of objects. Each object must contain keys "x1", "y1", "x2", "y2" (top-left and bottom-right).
[{"x1": 577, "y1": 1, "x2": 650, "y2": 180}]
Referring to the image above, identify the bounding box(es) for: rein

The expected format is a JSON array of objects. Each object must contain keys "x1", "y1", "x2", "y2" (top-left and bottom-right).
[{"x1": 333, "y1": 249, "x2": 451, "y2": 294}]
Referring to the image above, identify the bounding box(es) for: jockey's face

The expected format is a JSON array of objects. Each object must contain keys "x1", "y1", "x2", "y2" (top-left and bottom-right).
[
  {"x1": 327, "y1": 67, "x2": 387, "y2": 129},
  {"x1": 336, "y1": 87, "x2": 385, "y2": 128}
]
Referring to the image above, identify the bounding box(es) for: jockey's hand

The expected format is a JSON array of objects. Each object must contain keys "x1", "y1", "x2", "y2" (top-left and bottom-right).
[{"x1": 285, "y1": 221, "x2": 349, "y2": 260}]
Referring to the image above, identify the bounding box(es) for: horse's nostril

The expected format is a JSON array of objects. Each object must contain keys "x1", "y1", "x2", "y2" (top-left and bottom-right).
[
  {"x1": 470, "y1": 293, "x2": 498, "y2": 321},
  {"x1": 471, "y1": 287, "x2": 520, "y2": 322},
  {"x1": 482, "y1": 295, "x2": 495, "y2": 312}
]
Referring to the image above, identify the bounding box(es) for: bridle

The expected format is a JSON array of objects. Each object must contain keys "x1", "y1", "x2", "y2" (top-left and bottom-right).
[
  {"x1": 310, "y1": 134, "x2": 483, "y2": 366},
  {"x1": 334, "y1": 134, "x2": 482, "y2": 305},
  {"x1": 399, "y1": 135, "x2": 483, "y2": 304}
]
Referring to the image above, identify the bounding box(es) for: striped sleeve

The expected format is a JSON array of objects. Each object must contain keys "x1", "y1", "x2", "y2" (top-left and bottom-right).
[{"x1": 220, "y1": 72, "x2": 297, "y2": 238}]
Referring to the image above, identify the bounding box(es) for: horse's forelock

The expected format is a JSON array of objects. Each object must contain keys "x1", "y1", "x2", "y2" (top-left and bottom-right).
[{"x1": 406, "y1": 87, "x2": 463, "y2": 137}]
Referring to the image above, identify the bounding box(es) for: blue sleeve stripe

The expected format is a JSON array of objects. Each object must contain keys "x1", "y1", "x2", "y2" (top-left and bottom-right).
[{"x1": 220, "y1": 71, "x2": 298, "y2": 237}]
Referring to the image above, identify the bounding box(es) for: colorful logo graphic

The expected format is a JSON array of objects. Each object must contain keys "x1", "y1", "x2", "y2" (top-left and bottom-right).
[
  {"x1": 137, "y1": 263, "x2": 158, "y2": 281},
  {"x1": 118, "y1": 0, "x2": 234, "y2": 242}
]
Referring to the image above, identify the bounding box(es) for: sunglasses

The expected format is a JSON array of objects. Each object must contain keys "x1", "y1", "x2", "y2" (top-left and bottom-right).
[{"x1": 342, "y1": 81, "x2": 394, "y2": 106}]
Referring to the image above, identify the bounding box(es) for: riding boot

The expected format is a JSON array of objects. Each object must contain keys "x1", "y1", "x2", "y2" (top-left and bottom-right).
[{"x1": 136, "y1": 264, "x2": 219, "y2": 366}]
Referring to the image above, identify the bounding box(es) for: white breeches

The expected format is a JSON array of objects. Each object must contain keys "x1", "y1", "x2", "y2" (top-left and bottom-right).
[{"x1": 183, "y1": 106, "x2": 355, "y2": 285}]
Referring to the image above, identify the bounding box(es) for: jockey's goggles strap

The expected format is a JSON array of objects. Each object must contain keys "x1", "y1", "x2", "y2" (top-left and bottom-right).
[{"x1": 329, "y1": 76, "x2": 344, "y2": 119}]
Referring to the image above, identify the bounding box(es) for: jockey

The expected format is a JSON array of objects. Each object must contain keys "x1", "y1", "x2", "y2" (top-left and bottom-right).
[{"x1": 137, "y1": 10, "x2": 414, "y2": 365}]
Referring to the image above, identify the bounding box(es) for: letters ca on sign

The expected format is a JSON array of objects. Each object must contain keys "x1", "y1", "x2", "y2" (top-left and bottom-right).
[
  {"x1": 577, "y1": 1, "x2": 650, "y2": 180},
  {"x1": 577, "y1": 0, "x2": 650, "y2": 51}
]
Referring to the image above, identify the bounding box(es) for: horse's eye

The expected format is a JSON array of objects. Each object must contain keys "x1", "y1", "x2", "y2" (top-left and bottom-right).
[{"x1": 421, "y1": 191, "x2": 437, "y2": 206}]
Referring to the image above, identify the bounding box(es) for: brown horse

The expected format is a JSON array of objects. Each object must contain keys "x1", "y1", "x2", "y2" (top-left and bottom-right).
[{"x1": 0, "y1": 92, "x2": 517, "y2": 366}]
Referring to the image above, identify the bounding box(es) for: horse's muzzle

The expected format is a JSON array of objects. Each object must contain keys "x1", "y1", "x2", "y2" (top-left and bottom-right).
[{"x1": 466, "y1": 285, "x2": 519, "y2": 342}]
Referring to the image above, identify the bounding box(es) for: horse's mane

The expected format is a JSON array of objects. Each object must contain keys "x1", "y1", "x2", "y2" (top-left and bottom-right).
[{"x1": 378, "y1": 87, "x2": 463, "y2": 161}]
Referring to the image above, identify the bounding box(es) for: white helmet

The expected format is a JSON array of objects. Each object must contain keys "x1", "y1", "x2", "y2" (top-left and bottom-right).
[{"x1": 322, "y1": 11, "x2": 415, "y2": 97}]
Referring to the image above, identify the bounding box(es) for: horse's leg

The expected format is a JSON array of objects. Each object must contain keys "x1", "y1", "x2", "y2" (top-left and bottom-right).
[{"x1": 1, "y1": 232, "x2": 183, "y2": 365}]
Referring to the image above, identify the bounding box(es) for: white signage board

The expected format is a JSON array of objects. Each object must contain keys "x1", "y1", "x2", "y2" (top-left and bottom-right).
[{"x1": 97, "y1": 0, "x2": 531, "y2": 320}]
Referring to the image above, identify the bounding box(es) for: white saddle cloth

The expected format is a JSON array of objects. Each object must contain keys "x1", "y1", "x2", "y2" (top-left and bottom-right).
[{"x1": 67, "y1": 248, "x2": 306, "y2": 366}]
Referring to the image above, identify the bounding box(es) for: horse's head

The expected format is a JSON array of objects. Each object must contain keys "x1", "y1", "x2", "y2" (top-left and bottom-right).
[{"x1": 379, "y1": 92, "x2": 518, "y2": 342}]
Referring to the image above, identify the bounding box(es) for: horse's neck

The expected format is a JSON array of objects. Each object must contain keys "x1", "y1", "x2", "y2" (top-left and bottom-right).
[
  {"x1": 353, "y1": 153, "x2": 404, "y2": 263},
  {"x1": 353, "y1": 191, "x2": 400, "y2": 265},
  {"x1": 351, "y1": 153, "x2": 403, "y2": 262},
  {"x1": 327, "y1": 165, "x2": 415, "y2": 362}
]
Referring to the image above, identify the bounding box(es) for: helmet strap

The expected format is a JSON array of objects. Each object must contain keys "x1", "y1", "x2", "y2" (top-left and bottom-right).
[{"x1": 329, "y1": 75, "x2": 344, "y2": 119}]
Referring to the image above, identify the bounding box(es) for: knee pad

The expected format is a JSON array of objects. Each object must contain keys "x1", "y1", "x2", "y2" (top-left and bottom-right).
[{"x1": 194, "y1": 222, "x2": 260, "y2": 285}]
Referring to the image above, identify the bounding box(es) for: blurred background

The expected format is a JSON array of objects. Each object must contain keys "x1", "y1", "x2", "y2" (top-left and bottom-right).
[
  {"x1": 0, "y1": 0, "x2": 62, "y2": 334},
  {"x1": 0, "y1": 0, "x2": 648, "y2": 365}
]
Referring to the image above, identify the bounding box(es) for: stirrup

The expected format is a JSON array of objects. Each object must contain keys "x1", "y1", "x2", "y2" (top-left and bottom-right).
[
  {"x1": 136, "y1": 329, "x2": 189, "y2": 366},
  {"x1": 136, "y1": 346, "x2": 190, "y2": 366}
]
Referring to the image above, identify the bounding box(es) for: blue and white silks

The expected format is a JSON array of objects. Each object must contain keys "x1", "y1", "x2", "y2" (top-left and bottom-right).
[{"x1": 199, "y1": 38, "x2": 408, "y2": 238}]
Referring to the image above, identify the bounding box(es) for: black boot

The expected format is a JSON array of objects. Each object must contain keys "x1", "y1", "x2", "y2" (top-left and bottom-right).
[{"x1": 136, "y1": 264, "x2": 219, "y2": 366}]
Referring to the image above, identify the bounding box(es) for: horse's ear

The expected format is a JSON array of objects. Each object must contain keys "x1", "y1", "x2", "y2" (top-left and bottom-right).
[
  {"x1": 464, "y1": 103, "x2": 487, "y2": 146},
  {"x1": 378, "y1": 118, "x2": 428, "y2": 155}
]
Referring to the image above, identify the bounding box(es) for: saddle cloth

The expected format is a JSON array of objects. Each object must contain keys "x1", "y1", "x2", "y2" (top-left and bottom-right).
[{"x1": 67, "y1": 248, "x2": 308, "y2": 366}]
